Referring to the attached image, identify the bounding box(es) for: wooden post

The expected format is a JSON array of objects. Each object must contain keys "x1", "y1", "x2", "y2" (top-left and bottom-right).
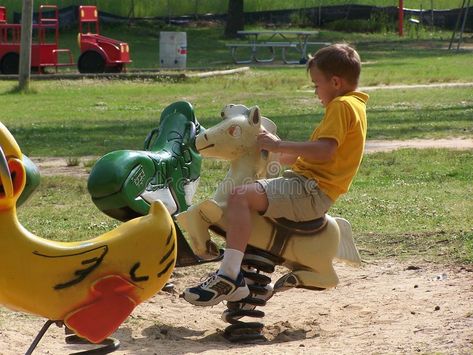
[
  {"x1": 19, "y1": 0, "x2": 34, "y2": 91},
  {"x1": 431, "y1": 0, "x2": 434, "y2": 33},
  {"x1": 398, "y1": 0, "x2": 404, "y2": 36}
]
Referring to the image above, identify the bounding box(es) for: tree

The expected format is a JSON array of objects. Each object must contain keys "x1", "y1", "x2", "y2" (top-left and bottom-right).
[
  {"x1": 224, "y1": 0, "x2": 244, "y2": 38},
  {"x1": 19, "y1": 0, "x2": 34, "y2": 91}
]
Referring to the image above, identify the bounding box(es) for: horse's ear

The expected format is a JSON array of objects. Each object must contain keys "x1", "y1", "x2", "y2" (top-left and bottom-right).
[{"x1": 248, "y1": 106, "x2": 261, "y2": 127}]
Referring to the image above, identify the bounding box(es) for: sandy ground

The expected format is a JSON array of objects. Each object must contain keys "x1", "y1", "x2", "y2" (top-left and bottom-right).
[
  {"x1": 0, "y1": 261, "x2": 472, "y2": 354},
  {"x1": 1, "y1": 138, "x2": 472, "y2": 354}
]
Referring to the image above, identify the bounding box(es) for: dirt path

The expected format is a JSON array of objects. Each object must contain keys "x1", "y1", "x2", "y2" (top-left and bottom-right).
[
  {"x1": 299, "y1": 82, "x2": 473, "y2": 94},
  {"x1": 359, "y1": 82, "x2": 473, "y2": 92},
  {"x1": 365, "y1": 138, "x2": 473, "y2": 152},
  {"x1": 30, "y1": 138, "x2": 473, "y2": 178},
  {"x1": 0, "y1": 260, "x2": 472, "y2": 354}
]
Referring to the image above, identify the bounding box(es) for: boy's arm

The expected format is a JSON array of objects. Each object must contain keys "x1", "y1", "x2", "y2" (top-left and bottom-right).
[
  {"x1": 258, "y1": 132, "x2": 337, "y2": 162},
  {"x1": 278, "y1": 153, "x2": 299, "y2": 165}
]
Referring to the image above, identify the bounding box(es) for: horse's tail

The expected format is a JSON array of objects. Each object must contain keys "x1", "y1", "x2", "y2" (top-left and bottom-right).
[{"x1": 334, "y1": 217, "x2": 362, "y2": 266}]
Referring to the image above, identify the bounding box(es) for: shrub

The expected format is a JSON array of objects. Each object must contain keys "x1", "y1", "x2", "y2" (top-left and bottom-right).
[{"x1": 325, "y1": 11, "x2": 396, "y2": 33}]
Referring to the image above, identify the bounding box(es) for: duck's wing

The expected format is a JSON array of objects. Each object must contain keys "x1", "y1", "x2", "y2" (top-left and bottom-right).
[{"x1": 33, "y1": 245, "x2": 108, "y2": 290}]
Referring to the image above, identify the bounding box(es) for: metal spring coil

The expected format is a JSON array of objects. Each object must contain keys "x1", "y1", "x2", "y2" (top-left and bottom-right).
[{"x1": 222, "y1": 249, "x2": 282, "y2": 342}]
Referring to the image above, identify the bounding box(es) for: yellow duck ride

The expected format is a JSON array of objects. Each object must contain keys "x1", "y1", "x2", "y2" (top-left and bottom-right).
[{"x1": 0, "y1": 122, "x2": 176, "y2": 347}]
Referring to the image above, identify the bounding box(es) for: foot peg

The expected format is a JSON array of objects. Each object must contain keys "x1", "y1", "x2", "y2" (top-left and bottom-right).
[{"x1": 274, "y1": 272, "x2": 300, "y2": 293}]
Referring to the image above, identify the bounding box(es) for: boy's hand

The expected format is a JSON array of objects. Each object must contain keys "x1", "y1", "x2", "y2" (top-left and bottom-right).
[{"x1": 257, "y1": 132, "x2": 280, "y2": 152}]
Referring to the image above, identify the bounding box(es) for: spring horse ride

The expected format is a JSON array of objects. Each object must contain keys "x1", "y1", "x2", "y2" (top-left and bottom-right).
[
  {"x1": 88, "y1": 101, "x2": 361, "y2": 342},
  {"x1": 0, "y1": 122, "x2": 177, "y2": 354},
  {"x1": 176, "y1": 103, "x2": 362, "y2": 341}
]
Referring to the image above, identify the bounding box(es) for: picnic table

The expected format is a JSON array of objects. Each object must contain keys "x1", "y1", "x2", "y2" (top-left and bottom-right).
[{"x1": 226, "y1": 30, "x2": 329, "y2": 65}]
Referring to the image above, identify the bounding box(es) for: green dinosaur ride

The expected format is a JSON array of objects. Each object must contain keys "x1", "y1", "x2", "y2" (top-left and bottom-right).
[
  {"x1": 18, "y1": 155, "x2": 41, "y2": 207},
  {"x1": 87, "y1": 101, "x2": 203, "y2": 222}
]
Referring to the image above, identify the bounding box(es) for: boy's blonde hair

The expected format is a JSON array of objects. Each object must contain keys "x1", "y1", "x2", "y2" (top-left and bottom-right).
[{"x1": 307, "y1": 44, "x2": 361, "y2": 85}]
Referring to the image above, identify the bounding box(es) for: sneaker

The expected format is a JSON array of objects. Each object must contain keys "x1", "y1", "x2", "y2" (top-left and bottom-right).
[{"x1": 182, "y1": 272, "x2": 250, "y2": 306}]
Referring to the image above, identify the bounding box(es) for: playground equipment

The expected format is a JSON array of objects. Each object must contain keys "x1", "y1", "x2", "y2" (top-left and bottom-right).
[
  {"x1": 0, "y1": 122, "x2": 177, "y2": 353},
  {"x1": 449, "y1": 0, "x2": 471, "y2": 50},
  {"x1": 0, "y1": 4, "x2": 131, "y2": 75},
  {"x1": 0, "y1": 5, "x2": 74, "y2": 74},
  {"x1": 176, "y1": 104, "x2": 361, "y2": 341},
  {"x1": 78, "y1": 5, "x2": 131, "y2": 73},
  {"x1": 89, "y1": 102, "x2": 361, "y2": 342},
  {"x1": 88, "y1": 101, "x2": 203, "y2": 221},
  {"x1": 17, "y1": 154, "x2": 40, "y2": 207}
]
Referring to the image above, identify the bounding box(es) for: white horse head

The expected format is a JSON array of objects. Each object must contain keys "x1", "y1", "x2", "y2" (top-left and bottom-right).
[
  {"x1": 196, "y1": 104, "x2": 277, "y2": 161},
  {"x1": 194, "y1": 104, "x2": 278, "y2": 204}
]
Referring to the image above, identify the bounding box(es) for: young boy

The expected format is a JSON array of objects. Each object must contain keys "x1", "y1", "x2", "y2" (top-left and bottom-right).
[{"x1": 182, "y1": 43, "x2": 368, "y2": 306}]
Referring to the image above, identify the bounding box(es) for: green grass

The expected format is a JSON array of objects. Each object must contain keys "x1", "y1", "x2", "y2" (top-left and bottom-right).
[
  {"x1": 336, "y1": 149, "x2": 473, "y2": 232},
  {"x1": 336, "y1": 149, "x2": 473, "y2": 263},
  {"x1": 0, "y1": 76, "x2": 471, "y2": 156},
  {"x1": 17, "y1": 149, "x2": 473, "y2": 264},
  {"x1": 18, "y1": 176, "x2": 120, "y2": 242}
]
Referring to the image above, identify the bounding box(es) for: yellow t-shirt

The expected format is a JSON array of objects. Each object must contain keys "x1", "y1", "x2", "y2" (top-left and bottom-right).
[{"x1": 292, "y1": 91, "x2": 368, "y2": 202}]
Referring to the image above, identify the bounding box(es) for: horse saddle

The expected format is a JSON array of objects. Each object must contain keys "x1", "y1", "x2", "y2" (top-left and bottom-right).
[
  {"x1": 270, "y1": 216, "x2": 327, "y2": 235},
  {"x1": 207, "y1": 212, "x2": 329, "y2": 259},
  {"x1": 266, "y1": 215, "x2": 328, "y2": 256}
]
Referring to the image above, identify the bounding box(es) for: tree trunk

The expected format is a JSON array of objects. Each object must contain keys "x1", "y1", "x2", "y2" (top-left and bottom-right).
[
  {"x1": 224, "y1": 0, "x2": 244, "y2": 38},
  {"x1": 19, "y1": 0, "x2": 34, "y2": 91}
]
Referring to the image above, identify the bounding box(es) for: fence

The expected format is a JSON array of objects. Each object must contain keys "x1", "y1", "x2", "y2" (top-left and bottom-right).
[{"x1": 7, "y1": 2, "x2": 472, "y2": 32}]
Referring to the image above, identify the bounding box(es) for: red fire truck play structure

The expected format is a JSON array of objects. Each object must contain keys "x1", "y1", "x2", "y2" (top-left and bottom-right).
[
  {"x1": 0, "y1": 5, "x2": 131, "y2": 74},
  {"x1": 78, "y1": 6, "x2": 131, "y2": 73},
  {"x1": 0, "y1": 5, "x2": 74, "y2": 74}
]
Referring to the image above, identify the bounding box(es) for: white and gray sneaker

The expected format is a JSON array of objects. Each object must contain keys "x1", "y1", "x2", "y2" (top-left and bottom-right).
[{"x1": 182, "y1": 272, "x2": 250, "y2": 306}]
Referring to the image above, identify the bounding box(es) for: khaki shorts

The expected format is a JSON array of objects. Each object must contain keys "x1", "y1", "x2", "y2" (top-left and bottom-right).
[{"x1": 257, "y1": 170, "x2": 333, "y2": 222}]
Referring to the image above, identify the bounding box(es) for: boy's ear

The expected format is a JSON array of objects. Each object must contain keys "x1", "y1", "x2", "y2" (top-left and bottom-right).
[{"x1": 331, "y1": 76, "x2": 342, "y2": 89}]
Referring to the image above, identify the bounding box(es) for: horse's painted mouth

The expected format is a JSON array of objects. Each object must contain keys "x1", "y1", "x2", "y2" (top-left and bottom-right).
[{"x1": 198, "y1": 144, "x2": 214, "y2": 151}]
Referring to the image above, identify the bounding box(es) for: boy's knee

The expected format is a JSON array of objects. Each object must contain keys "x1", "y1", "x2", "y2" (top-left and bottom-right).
[{"x1": 228, "y1": 184, "x2": 268, "y2": 212}]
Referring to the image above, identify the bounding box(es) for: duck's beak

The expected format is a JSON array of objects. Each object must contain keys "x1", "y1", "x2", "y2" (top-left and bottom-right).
[{"x1": 0, "y1": 146, "x2": 13, "y2": 198}]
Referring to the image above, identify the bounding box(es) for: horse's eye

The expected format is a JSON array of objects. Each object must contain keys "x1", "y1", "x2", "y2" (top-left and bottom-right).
[
  {"x1": 228, "y1": 125, "x2": 241, "y2": 138},
  {"x1": 220, "y1": 111, "x2": 225, "y2": 118}
]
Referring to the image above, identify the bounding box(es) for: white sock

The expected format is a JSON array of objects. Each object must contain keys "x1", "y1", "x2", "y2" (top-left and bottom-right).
[{"x1": 218, "y1": 248, "x2": 244, "y2": 280}]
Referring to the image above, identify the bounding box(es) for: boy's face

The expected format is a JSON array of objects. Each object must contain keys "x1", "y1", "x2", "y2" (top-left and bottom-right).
[{"x1": 309, "y1": 66, "x2": 340, "y2": 107}]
